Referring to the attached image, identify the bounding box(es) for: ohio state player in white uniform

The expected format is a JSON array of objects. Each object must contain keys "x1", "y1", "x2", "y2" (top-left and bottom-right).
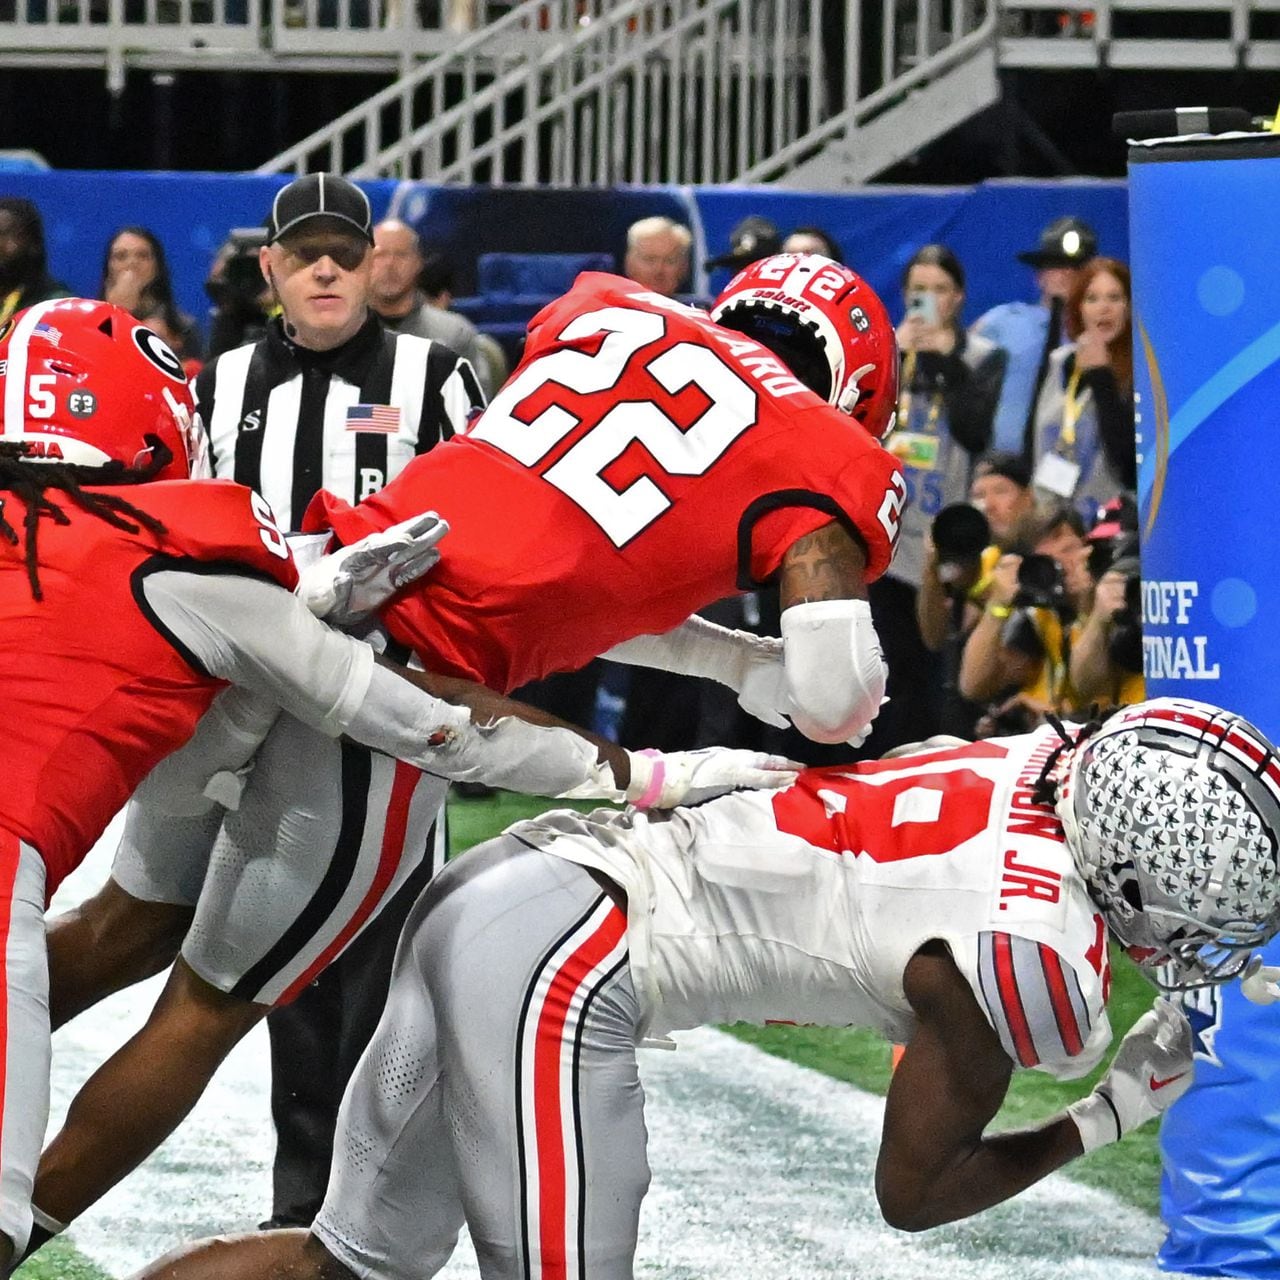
[{"x1": 136, "y1": 698, "x2": 1280, "y2": 1280}]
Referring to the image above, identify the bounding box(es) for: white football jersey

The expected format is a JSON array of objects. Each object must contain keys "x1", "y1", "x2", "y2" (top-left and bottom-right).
[{"x1": 513, "y1": 726, "x2": 1113, "y2": 1080}]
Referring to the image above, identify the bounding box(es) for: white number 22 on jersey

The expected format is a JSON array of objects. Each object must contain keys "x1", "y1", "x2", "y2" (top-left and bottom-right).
[{"x1": 469, "y1": 307, "x2": 758, "y2": 546}]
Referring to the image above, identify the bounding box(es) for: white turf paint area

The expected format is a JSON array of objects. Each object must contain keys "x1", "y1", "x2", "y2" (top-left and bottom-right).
[{"x1": 50, "y1": 822, "x2": 1183, "y2": 1280}]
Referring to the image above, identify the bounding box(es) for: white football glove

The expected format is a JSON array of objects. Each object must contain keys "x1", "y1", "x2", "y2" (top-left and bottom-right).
[
  {"x1": 1241, "y1": 954, "x2": 1280, "y2": 1005},
  {"x1": 624, "y1": 747, "x2": 800, "y2": 809},
  {"x1": 1066, "y1": 998, "x2": 1193, "y2": 1152},
  {"x1": 296, "y1": 513, "x2": 449, "y2": 627},
  {"x1": 733, "y1": 637, "x2": 791, "y2": 730}
]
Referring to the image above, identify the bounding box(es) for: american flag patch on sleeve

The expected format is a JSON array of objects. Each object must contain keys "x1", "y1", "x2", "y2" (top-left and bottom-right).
[{"x1": 345, "y1": 403, "x2": 402, "y2": 434}]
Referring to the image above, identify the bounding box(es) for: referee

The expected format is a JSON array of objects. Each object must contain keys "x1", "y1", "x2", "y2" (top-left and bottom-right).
[{"x1": 195, "y1": 173, "x2": 484, "y2": 1229}]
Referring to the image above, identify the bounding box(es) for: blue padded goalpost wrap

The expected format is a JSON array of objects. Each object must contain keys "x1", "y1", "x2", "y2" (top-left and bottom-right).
[{"x1": 1129, "y1": 129, "x2": 1280, "y2": 1278}]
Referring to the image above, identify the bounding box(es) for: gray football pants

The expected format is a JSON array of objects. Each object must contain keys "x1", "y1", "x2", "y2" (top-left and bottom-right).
[{"x1": 313, "y1": 835, "x2": 650, "y2": 1280}]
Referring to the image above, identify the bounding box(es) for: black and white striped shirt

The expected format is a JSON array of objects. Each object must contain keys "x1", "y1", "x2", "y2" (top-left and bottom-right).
[{"x1": 194, "y1": 313, "x2": 484, "y2": 530}]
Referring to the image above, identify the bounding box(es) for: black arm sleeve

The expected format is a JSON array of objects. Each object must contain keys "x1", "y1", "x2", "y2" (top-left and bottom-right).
[
  {"x1": 915, "y1": 345, "x2": 1005, "y2": 456},
  {"x1": 1080, "y1": 367, "x2": 1136, "y2": 489}
]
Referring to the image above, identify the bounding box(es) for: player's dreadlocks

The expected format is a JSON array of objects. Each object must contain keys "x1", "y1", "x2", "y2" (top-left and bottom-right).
[
  {"x1": 1030, "y1": 709, "x2": 1112, "y2": 808},
  {"x1": 0, "y1": 440, "x2": 170, "y2": 602}
]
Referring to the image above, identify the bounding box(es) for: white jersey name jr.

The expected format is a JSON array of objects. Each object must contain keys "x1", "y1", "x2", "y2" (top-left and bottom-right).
[{"x1": 514, "y1": 726, "x2": 1113, "y2": 1080}]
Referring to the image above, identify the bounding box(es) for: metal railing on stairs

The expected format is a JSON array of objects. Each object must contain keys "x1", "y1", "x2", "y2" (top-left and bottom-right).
[{"x1": 259, "y1": 0, "x2": 1005, "y2": 185}]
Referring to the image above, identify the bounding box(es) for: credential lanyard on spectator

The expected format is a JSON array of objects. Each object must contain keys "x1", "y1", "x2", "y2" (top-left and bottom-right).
[
  {"x1": 1058, "y1": 365, "x2": 1085, "y2": 455},
  {"x1": 896, "y1": 350, "x2": 945, "y2": 437}
]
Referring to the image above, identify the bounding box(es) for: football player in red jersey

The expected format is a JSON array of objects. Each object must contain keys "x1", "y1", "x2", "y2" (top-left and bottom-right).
[
  {"x1": 131, "y1": 698, "x2": 1280, "y2": 1280},
  {"x1": 0, "y1": 299, "x2": 793, "y2": 1273},
  {"x1": 304, "y1": 255, "x2": 904, "y2": 738},
  {"x1": 27, "y1": 256, "x2": 908, "y2": 1248}
]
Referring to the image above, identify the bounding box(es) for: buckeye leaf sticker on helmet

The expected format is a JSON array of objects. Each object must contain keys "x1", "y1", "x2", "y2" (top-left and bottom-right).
[{"x1": 1055, "y1": 697, "x2": 1280, "y2": 989}]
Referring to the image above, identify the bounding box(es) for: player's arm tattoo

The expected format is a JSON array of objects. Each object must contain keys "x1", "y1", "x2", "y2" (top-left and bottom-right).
[{"x1": 778, "y1": 521, "x2": 869, "y2": 609}]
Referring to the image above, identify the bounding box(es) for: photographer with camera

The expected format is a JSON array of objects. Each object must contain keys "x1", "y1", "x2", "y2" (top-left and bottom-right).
[
  {"x1": 916, "y1": 453, "x2": 1037, "y2": 736},
  {"x1": 916, "y1": 501, "x2": 990, "y2": 737},
  {"x1": 205, "y1": 228, "x2": 274, "y2": 360},
  {"x1": 959, "y1": 501, "x2": 1093, "y2": 736},
  {"x1": 1070, "y1": 497, "x2": 1144, "y2": 708}
]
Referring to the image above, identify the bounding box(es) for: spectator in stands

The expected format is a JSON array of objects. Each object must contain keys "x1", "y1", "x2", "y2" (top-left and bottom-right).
[
  {"x1": 705, "y1": 215, "x2": 781, "y2": 276},
  {"x1": 969, "y1": 449, "x2": 1035, "y2": 548},
  {"x1": 100, "y1": 225, "x2": 200, "y2": 359},
  {"x1": 782, "y1": 225, "x2": 843, "y2": 263},
  {"x1": 959, "y1": 501, "x2": 1093, "y2": 735},
  {"x1": 420, "y1": 239, "x2": 508, "y2": 398},
  {"x1": 971, "y1": 215, "x2": 1097, "y2": 456},
  {"x1": 0, "y1": 197, "x2": 69, "y2": 327},
  {"x1": 865, "y1": 244, "x2": 1005, "y2": 752},
  {"x1": 370, "y1": 218, "x2": 488, "y2": 381},
  {"x1": 1030, "y1": 257, "x2": 1135, "y2": 521},
  {"x1": 622, "y1": 216, "x2": 692, "y2": 297}
]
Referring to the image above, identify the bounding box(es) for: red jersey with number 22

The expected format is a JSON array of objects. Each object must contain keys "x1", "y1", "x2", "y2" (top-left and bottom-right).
[
  {"x1": 307, "y1": 273, "x2": 906, "y2": 693},
  {"x1": 0, "y1": 479, "x2": 297, "y2": 894}
]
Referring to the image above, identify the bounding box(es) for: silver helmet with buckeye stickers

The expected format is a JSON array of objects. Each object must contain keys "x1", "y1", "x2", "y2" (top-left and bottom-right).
[{"x1": 1055, "y1": 698, "x2": 1280, "y2": 988}]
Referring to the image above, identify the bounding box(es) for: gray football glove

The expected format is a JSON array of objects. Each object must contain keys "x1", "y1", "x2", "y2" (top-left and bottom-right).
[
  {"x1": 1241, "y1": 954, "x2": 1280, "y2": 1005},
  {"x1": 1066, "y1": 998, "x2": 1193, "y2": 1152},
  {"x1": 296, "y1": 512, "x2": 449, "y2": 627}
]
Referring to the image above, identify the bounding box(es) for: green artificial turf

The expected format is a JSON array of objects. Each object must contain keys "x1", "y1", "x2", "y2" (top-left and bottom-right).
[{"x1": 13, "y1": 1235, "x2": 113, "y2": 1280}]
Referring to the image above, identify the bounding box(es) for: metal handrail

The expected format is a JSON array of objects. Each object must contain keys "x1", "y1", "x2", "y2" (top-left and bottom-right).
[
  {"x1": 737, "y1": 3, "x2": 998, "y2": 184},
  {"x1": 258, "y1": 0, "x2": 587, "y2": 173}
]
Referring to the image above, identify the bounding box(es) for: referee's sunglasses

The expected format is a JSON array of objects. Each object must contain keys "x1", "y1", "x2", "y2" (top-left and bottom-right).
[{"x1": 276, "y1": 233, "x2": 369, "y2": 274}]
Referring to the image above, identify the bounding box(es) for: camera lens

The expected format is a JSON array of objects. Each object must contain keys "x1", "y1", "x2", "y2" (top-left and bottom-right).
[
  {"x1": 932, "y1": 503, "x2": 990, "y2": 562},
  {"x1": 1014, "y1": 554, "x2": 1068, "y2": 610}
]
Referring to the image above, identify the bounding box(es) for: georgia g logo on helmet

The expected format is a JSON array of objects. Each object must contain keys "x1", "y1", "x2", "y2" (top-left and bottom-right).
[{"x1": 0, "y1": 299, "x2": 200, "y2": 481}]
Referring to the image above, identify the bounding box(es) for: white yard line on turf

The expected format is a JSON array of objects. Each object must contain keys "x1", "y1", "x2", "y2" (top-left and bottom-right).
[{"x1": 49, "y1": 821, "x2": 1183, "y2": 1280}]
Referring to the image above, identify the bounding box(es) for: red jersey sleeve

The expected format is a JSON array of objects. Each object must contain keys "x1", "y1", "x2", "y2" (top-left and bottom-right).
[
  {"x1": 740, "y1": 440, "x2": 905, "y2": 586},
  {"x1": 135, "y1": 479, "x2": 299, "y2": 591}
]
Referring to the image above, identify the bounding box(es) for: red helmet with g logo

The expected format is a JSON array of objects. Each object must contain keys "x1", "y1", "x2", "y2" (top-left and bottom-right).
[
  {"x1": 710, "y1": 254, "x2": 898, "y2": 442},
  {"x1": 0, "y1": 298, "x2": 205, "y2": 480}
]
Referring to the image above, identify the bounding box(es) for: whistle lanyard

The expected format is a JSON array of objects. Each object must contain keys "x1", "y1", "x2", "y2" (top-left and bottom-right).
[{"x1": 897, "y1": 350, "x2": 945, "y2": 436}]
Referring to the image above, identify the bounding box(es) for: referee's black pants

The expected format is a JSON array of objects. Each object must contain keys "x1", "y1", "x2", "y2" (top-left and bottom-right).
[{"x1": 264, "y1": 825, "x2": 441, "y2": 1227}]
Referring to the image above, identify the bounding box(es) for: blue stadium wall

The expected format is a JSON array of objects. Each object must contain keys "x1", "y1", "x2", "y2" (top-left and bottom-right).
[{"x1": 0, "y1": 171, "x2": 1126, "y2": 343}]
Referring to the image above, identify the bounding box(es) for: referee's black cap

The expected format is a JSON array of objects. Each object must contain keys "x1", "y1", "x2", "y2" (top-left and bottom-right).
[{"x1": 266, "y1": 174, "x2": 374, "y2": 246}]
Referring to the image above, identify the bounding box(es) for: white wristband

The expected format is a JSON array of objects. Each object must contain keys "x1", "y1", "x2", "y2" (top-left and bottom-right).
[{"x1": 1065, "y1": 1090, "x2": 1122, "y2": 1153}]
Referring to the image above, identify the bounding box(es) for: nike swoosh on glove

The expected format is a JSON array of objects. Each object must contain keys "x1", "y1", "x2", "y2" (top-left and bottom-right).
[
  {"x1": 1066, "y1": 998, "x2": 1193, "y2": 1152},
  {"x1": 625, "y1": 748, "x2": 801, "y2": 808},
  {"x1": 296, "y1": 512, "x2": 449, "y2": 627}
]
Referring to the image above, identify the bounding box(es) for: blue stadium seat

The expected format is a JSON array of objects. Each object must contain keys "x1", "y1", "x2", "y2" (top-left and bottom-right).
[{"x1": 476, "y1": 252, "x2": 613, "y2": 298}]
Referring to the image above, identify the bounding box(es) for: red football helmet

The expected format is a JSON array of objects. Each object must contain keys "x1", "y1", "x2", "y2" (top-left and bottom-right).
[
  {"x1": 0, "y1": 298, "x2": 205, "y2": 480},
  {"x1": 710, "y1": 254, "x2": 898, "y2": 442}
]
